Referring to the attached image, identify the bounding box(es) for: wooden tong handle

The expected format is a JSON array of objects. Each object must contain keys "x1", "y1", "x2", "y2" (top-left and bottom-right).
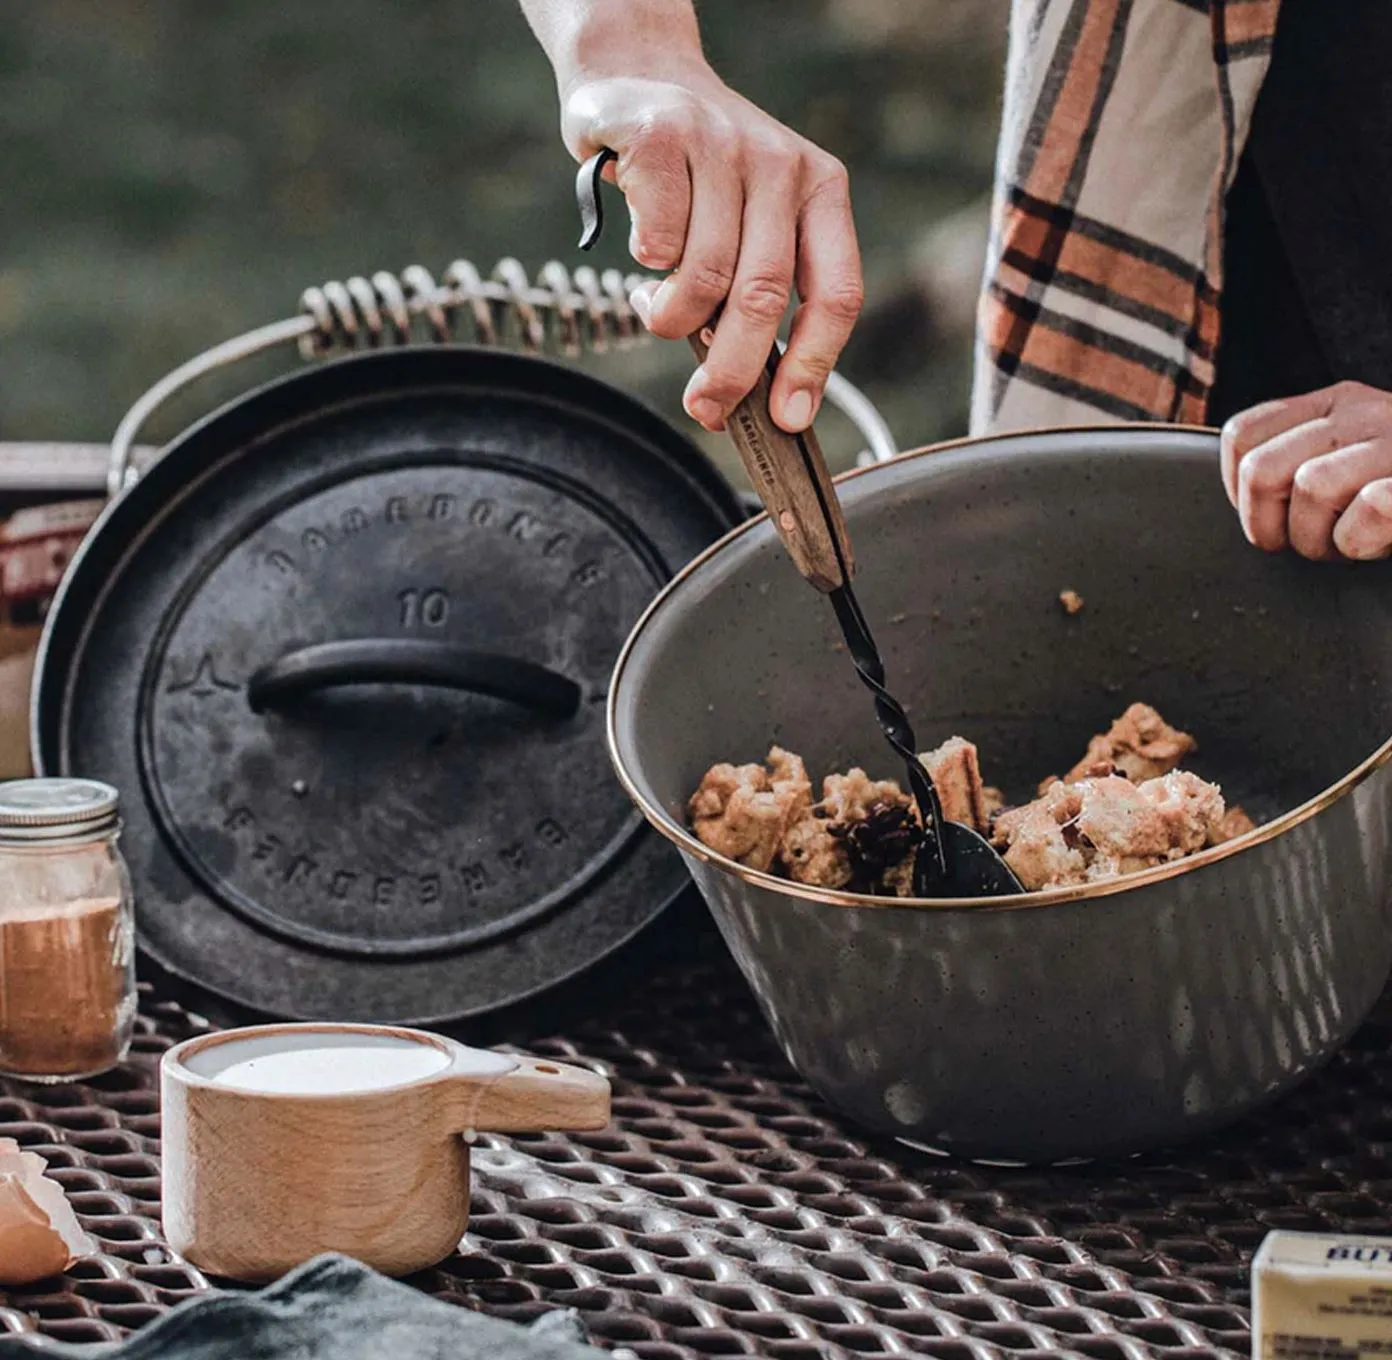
[
  {"x1": 575, "y1": 148, "x2": 852, "y2": 591},
  {"x1": 689, "y1": 331, "x2": 855, "y2": 593}
]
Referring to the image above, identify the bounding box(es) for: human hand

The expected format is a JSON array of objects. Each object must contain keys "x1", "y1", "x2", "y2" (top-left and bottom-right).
[
  {"x1": 562, "y1": 67, "x2": 863, "y2": 434},
  {"x1": 1220, "y1": 381, "x2": 1392, "y2": 560}
]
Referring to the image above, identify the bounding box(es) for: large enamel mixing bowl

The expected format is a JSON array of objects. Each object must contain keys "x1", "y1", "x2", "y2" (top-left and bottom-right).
[{"x1": 608, "y1": 426, "x2": 1392, "y2": 1163}]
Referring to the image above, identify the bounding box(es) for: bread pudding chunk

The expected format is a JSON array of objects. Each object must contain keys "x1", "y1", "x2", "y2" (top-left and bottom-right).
[{"x1": 689, "y1": 705, "x2": 1259, "y2": 897}]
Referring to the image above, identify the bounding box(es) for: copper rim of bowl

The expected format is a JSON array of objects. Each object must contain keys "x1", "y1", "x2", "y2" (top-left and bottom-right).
[
  {"x1": 607, "y1": 421, "x2": 1392, "y2": 913},
  {"x1": 163, "y1": 1021, "x2": 459, "y2": 1096}
]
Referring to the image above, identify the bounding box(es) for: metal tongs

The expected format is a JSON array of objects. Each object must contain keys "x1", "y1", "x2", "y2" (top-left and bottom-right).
[{"x1": 578, "y1": 150, "x2": 1022, "y2": 898}]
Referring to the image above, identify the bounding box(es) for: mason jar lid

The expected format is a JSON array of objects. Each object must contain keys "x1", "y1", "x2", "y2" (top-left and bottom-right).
[{"x1": 0, "y1": 778, "x2": 120, "y2": 844}]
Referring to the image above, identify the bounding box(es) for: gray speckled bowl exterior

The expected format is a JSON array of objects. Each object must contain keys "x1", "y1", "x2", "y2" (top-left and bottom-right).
[{"x1": 609, "y1": 427, "x2": 1392, "y2": 1163}]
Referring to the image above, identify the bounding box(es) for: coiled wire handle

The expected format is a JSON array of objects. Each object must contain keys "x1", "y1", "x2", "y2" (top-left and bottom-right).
[{"x1": 108, "y1": 257, "x2": 897, "y2": 499}]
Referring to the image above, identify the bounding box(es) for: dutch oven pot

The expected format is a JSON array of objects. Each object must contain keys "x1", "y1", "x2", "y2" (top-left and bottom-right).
[
  {"x1": 609, "y1": 425, "x2": 1392, "y2": 1164},
  {"x1": 27, "y1": 254, "x2": 898, "y2": 1027},
  {"x1": 31, "y1": 345, "x2": 741, "y2": 1025}
]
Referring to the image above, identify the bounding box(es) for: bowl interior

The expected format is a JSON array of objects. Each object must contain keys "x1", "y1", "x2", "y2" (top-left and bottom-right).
[{"x1": 612, "y1": 428, "x2": 1392, "y2": 866}]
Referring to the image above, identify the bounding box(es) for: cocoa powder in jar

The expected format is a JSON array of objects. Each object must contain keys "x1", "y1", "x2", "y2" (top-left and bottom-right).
[{"x1": 0, "y1": 895, "x2": 133, "y2": 1078}]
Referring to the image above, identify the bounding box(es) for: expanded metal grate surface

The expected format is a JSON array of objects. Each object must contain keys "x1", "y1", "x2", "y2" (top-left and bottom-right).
[{"x1": 1, "y1": 944, "x2": 1390, "y2": 1357}]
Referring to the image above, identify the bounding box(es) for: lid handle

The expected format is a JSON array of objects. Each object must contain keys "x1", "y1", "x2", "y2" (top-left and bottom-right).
[{"x1": 246, "y1": 640, "x2": 582, "y2": 719}]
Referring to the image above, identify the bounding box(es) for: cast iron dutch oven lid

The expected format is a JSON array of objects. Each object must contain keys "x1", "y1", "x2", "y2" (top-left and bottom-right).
[{"x1": 34, "y1": 346, "x2": 743, "y2": 1024}]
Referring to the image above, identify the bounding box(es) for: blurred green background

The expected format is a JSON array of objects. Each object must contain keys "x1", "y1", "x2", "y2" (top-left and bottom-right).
[{"x1": 0, "y1": 0, "x2": 1006, "y2": 483}]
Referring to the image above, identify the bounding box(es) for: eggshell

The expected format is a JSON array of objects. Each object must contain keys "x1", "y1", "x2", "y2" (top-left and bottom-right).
[{"x1": 0, "y1": 1137, "x2": 93, "y2": 1285}]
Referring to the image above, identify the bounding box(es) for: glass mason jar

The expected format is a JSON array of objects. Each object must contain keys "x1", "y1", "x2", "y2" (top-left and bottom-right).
[{"x1": 0, "y1": 778, "x2": 136, "y2": 1082}]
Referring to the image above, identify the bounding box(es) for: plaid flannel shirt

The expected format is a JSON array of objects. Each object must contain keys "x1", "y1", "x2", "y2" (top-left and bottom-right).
[{"x1": 971, "y1": 0, "x2": 1281, "y2": 435}]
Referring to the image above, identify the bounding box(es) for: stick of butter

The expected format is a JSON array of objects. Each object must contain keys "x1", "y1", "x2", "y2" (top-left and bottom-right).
[{"x1": 1254, "y1": 1231, "x2": 1392, "y2": 1360}]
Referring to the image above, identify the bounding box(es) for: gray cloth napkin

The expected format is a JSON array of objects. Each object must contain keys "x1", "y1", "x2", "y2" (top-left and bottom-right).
[{"x1": 0, "y1": 1254, "x2": 614, "y2": 1359}]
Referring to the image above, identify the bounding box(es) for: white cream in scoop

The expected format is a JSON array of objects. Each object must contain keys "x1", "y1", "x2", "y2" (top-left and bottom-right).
[{"x1": 185, "y1": 1031, "x2": 514, "y2": 1095}]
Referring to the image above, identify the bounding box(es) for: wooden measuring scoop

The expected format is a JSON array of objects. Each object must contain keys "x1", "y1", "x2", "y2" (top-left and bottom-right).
[
  {"x1": 161, "y1": 1022, "x2": 610, "y2": 1281},
  {"x1": 578, "y1": 150, "x2": 1022, "y2": 898}
]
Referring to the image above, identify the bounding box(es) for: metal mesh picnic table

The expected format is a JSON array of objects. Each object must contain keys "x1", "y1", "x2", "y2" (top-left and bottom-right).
[{"x1": 1, "y1": 918, "x2": 1387, "y2": 1359}]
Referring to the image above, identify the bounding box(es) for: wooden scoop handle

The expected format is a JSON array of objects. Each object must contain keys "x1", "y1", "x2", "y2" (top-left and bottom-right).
[
  {"x1": 690, "y1": 330, "x2": 855, "y2": 594},
  {"x1": 448, "y1": 1052, "x2": 610, "y2": 1135}
]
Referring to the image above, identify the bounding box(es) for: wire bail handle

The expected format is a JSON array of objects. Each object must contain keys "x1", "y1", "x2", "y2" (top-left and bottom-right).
[{"x1": 108, "y1": 252, "x2": 897, "y2": 500}]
